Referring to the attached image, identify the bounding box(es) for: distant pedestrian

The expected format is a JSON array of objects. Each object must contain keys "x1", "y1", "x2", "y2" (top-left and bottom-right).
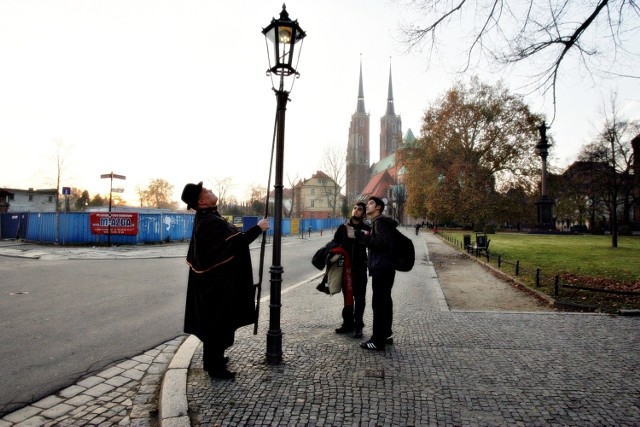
[
  {"x1": 355, "y1": 196, "x2": 398, "y2": 351},
  {"x1": 181, "y1": 182, "x2": 269, "y2": 379},
  {"x1": 331, "y1": 202, "x2": 370, "y2": 338},
  {"x1": 414, "y1": 222, "x2": 421, "y2": 236}
]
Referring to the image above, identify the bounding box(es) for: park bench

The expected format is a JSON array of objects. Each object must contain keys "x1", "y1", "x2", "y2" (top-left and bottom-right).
[{"x1": 466, "y1": 232, "x2": 491, "y2": 256}]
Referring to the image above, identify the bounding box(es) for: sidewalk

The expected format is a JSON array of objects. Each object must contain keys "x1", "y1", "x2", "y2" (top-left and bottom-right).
[
  {"x1": 171, "y1": 232, "x2": 640, "y2": 426},
  {"x1": 1, "y1": 233, "x2": 639, "y2": 426}
]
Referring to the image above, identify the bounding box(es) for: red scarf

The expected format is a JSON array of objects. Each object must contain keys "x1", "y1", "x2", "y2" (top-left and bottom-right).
[{"x1": 330, "y1": 246, "x2": 353, "y2": 304}]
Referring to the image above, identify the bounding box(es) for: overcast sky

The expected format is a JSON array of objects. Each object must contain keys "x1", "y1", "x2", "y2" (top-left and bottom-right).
[{"x1": 1, "y1": 0, "x2": 638, "y2": 205}]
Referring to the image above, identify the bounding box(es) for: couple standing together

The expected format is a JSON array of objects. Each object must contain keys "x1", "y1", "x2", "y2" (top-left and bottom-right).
[{"x1": 332, "y1": 196, "x2": 397, "y2": 352}]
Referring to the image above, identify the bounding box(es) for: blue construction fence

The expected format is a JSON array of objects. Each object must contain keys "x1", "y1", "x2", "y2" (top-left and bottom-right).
[{"x1": 0, "y1": 212, "x2": 345, "y2": 245}]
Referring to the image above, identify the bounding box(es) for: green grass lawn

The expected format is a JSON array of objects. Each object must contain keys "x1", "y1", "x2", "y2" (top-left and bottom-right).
[{"x1": 438, "y1": 230, "x2": 640, "y2": 312}]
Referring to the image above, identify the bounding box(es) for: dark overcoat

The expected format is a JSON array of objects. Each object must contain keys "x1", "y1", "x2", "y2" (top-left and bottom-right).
[{"x1": 184, "y1": 208, "x2": 262, "y2": 345}]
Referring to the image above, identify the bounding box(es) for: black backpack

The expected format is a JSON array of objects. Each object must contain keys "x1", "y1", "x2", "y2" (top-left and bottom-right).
[
  {"x1": 393, "y1": 229, "x2": 415, "y2": 272},
  {"x1": 311, "y1": 241, "x2": 338, "y2": 270}
]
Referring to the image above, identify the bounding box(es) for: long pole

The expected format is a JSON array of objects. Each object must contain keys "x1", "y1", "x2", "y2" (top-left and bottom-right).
[
  {"x1": 266, "y1": 79, "x2": 288, "y2": 364},
  {"x1": 108, "y1": 173, "x2": 113, "y2": 246}
]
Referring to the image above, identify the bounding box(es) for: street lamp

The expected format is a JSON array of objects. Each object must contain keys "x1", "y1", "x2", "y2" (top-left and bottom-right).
[{"x1": 262, "y1": 4, "x2": 306, "y2": 364}]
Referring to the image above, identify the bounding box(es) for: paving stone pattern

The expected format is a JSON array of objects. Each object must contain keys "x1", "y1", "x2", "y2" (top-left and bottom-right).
[
  {"x1": 186, "y1": 235, "x2": 640, "y2": 426},
  {"x1": 2, "y1": 236, "x2": 639, "y2": 426},
  {"x1": 0, "y1": 336, "x2": 185, "y2": 427}
]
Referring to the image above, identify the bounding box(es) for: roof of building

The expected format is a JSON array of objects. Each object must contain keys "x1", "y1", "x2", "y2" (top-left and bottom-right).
[
  {"x1": 370, "y1": 153, "x2": 396, "y2": 175},
  {"x1": 404, "y1": 128, "x2": 416, "y2": 145},
  {"x1": 1, "y1": 187, "x2": 57, "y2": 194},
  {"x1": 359, "y1": 170, "x2": 395, "y2": 199}
]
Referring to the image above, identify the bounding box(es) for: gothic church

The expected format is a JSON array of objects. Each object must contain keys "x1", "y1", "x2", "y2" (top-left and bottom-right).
[{"x1": 346, "y1": 60, "x2": 415, "y2": 214}]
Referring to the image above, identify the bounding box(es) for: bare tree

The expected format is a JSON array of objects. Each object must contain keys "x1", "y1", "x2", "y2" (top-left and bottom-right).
[
  {"x1": 320, "y1": 144, "x2": 347, "y2": 217},
  {"x1": 213, "y1": 176, "x2": 234, "y2": 206},
  {"x1": 399, "y1": 0, "x2": 640, "y2": 119},
  {"x1": 579, "y1": 95, "x2": 639, "y2": 246},
  {"x1": 286, "y1": 172, "x2": 300, "y2": 218},
  {"x1": 49, "y1": 139, "x2": 73, "y2": 212},
  {"x1": 138, "y1": 178, "x2": 176, "y2": 209},
  {"x1": 248, "y1": 184, "x2": 268, "y2": 216}
]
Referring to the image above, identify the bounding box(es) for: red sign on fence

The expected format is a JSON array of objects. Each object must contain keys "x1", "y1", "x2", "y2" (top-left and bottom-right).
[{"x1": 90, "y1": 213, "x2": 139, "y2": 235}]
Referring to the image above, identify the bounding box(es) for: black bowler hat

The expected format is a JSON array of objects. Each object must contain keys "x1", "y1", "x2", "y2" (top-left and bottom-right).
[{"x1": 181, "y1": 182, "x2": 203, "y2": 210}]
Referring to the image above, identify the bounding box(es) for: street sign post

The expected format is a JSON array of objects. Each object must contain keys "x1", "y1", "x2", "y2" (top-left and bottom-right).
[{"x1": 100, "y1": 172, "x2": 126, "y2": 245}]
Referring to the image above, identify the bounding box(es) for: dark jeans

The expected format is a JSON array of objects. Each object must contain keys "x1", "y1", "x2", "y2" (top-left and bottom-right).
[
  {"x1": 371, "y1": 269, "x2": 395, "y2": 345},
  {"x1": 341, "y1": 270, "x2": 368, "y2": 329}
]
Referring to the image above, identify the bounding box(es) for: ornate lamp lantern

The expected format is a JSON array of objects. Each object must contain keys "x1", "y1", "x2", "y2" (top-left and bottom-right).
[{"x1": 262, "y1": 4, "x2": 306, "y2": 80}]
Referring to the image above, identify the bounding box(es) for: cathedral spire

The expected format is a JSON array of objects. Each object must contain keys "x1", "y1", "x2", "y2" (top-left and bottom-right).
[
  {"x1": 356, "y1": 55, "x2": 366, "y2": 113},
  {"x1": 386, "y1": 59, "x2": 395, "y2": 115}
]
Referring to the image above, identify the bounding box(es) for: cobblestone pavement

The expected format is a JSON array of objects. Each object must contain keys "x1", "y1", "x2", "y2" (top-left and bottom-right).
[
  {"x1": 0, "y1": 336, "x2": 185, "y2": 427},
  {"x1": 183, "y1": 232, "x2": 640, "y2": 426},
  {"x1": 2, "y1": 235, "x2": 639, "y2": 426}
]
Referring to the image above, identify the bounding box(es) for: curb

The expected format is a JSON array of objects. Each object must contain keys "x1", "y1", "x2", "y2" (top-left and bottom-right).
[
  {"x1": 159, "y1": 335, "x2": 200, "y2": 427},
  {"x1": 157, "y1": 271, "x2": 325, "y2": 427}
]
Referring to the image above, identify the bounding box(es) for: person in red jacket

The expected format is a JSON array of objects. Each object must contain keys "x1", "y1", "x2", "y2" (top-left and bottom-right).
[
  {"x1": 181, "y1": 182, "x2": 269, "y2": 380},
  {"x1": 331, "y1": 202, "x2": 370, "y2": 338}
]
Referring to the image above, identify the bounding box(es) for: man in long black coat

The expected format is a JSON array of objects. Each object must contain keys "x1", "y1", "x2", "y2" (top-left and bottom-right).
[{"x1": 181, "y1": 182, "x2": 269, "y2": 379}]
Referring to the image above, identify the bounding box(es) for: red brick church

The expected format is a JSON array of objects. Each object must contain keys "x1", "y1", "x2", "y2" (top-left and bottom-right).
[{"x1": 345, "y1": 59, "x2": 414, "y2": 223}]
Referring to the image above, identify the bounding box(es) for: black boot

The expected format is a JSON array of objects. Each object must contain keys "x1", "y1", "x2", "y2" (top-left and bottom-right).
[
  {"x1": 336, "y1": 305, "x2": 354, "y2": 333},
  {"x1": 209, "y1": 367, "x2": 236, "y2": 380}
]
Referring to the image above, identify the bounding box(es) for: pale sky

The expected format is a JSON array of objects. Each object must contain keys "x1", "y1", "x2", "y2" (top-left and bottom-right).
[{"x1": 1, "y1": 0, "x2": 638, "y2": 205}]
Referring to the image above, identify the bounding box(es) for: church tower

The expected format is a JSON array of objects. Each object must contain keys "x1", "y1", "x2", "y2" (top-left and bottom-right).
[
  {"x1": 379, "y1": 62, "x2": 402, "y2": 159},
  {"x1": 346, "y1": 59, "x2": 370, "y2": 204}
]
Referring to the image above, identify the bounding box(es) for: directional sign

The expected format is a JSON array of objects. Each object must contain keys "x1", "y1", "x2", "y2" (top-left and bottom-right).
[
  {"x1": 111, "y1": 187, "x2": 125, "y2": 193},
  {"x1": 100, "y1": 173, "x2": 127, "y2": 180}
]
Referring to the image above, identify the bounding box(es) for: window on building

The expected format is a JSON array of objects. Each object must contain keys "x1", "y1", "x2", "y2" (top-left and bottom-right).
[
  {"x1": 48, "y1": 196, "x2": 53, "y2": 202},
  {"x1": 310, "y1": 213, "x2": 315, "y2": 219},
  {"x1": 311, "y1": 188, "x2": 315, "y2": 195},
  {"x1": 311, "y1": 200, "x2": 315, "y2": 207},
  {"x1": 29, "y1": 195, "x2": 33, "y2": 201}
]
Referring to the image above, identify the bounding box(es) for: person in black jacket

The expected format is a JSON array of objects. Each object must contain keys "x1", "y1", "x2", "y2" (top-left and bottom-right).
[
  {"x1": 331, "y1": 202, "x2": 370, "y2": 338},
  {"x1": 355, "y1": 196, "x2": 397, "y2": 351},
  {"x1": 181, "y1": 182, "x2": 269, "y2": 379}
]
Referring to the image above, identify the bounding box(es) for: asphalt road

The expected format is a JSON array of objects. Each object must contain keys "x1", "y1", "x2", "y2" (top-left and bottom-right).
[{"x1": 0, "y1": 234, "x2": 323, "y2": 416}]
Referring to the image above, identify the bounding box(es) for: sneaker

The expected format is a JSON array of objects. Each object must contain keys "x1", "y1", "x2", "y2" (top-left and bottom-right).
[
  {"x1": 360, "y1": 341, "x2": 384, "y2": 351},
  {"x1": 335, "y1": 325, "x2": 354, "y2": 334},
  {"x1": 209, "y1": 368, "x2": 236, "y2": 380},
  {"x1": 353, "y1": 329, "x2": 363, "y2": 339}
]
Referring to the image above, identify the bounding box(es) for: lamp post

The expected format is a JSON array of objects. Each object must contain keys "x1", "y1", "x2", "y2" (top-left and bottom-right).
[{"x1": 262, "y1": 4, "x2": 306, "y2": 364}]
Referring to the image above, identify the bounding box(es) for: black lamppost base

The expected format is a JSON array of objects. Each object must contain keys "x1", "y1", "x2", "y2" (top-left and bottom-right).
[{"x1": 266, "y1": 332, "x2": 283, "y2": 364}]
